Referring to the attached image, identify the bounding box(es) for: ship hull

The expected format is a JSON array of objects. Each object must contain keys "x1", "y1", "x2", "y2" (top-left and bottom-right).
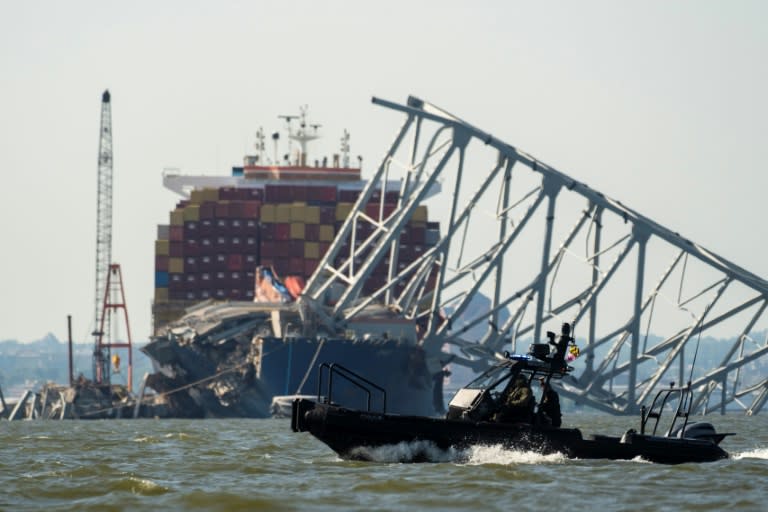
[{"x1": 142, "y1": 334, "x2": 435, "y2": 418}]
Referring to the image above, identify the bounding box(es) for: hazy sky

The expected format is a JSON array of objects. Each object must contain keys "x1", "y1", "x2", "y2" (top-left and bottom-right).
[{"x1": 1, "y1": 1, "x2": 766, "y2": 344}]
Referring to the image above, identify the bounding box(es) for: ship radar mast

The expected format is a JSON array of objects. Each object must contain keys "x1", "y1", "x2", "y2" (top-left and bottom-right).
[
  {"x1": 341, "y1": 129, "x2": 351, "y2": 168},
  {"x1": 277, "y1": 113, "x2": 298, "y2": 164},
  {"x1": 288, "y1": 105, "x2": 320, "y2": 167},
  {"x1": 254, "y1": 127, "x2": 265, "y2": 164}
]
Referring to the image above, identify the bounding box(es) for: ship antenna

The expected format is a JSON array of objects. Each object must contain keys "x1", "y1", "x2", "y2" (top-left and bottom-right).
[
  {"x1": 278, "y1": 113, "x2": 298, "y2": 164},
  {"x1": 340, "y1": 129, "x2": 350, "y2": 168},
  {"x1": 255, "y1": 127, "x2": 265, "y2": 163},
  {"x1": 271, "y1": 131, "x2": 280, "y2": 165},
  {"x1": 287, "y1": 105, "x2": 320, "y2": 167}
]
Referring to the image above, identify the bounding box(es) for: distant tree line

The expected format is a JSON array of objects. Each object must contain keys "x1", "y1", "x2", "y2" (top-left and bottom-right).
[{"x1": 0, "y1": 334, "x2": 152, "y2": 396}]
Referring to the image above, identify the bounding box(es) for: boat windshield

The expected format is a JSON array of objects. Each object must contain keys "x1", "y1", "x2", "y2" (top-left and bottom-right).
[{"x1": 463, "y1": 362, "x2": 517, "y2": 390}]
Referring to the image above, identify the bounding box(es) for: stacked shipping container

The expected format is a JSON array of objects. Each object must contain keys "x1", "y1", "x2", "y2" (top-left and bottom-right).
[{"x1": 153, "y1": 183, "x2": 440, "y2": 331}]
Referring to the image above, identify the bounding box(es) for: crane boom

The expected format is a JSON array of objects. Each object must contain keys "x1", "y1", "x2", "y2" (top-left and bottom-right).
[{"x1": 93, "y1": 90, "x2": 113, "y2": 382}]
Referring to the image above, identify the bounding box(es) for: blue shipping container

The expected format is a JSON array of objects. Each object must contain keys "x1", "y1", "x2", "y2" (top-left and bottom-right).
[{"x1": 155, "y1": 271, "x2": 169, "y2": 288}]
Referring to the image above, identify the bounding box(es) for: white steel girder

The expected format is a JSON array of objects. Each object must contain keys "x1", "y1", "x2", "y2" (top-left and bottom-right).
[{"x1": 299, "y1": 96, "x2": 768, "y2": 416}]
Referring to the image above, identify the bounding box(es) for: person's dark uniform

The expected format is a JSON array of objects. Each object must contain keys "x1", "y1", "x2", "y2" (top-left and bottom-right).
[
  {"x1": 493, "y1": 375, "x2": 535, "y2": 423},
  {"x1": 538, "y1": 378, "x2": 562, "y2": 427}
]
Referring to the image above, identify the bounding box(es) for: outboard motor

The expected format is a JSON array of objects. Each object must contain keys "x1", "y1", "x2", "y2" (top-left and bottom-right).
[{"x1": 671, "y1": 422, "x2": 720, "y2": 442}]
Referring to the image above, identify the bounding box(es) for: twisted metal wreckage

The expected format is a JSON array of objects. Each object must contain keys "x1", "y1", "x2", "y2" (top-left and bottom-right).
[{"x1": 297, "y1": 95, "x2": 768, "y2": 416}]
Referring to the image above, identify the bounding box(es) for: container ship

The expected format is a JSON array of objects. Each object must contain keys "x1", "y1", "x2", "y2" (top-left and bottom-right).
[{"x1": 144, "y1": 108, "x2": 446, "y2": 418}]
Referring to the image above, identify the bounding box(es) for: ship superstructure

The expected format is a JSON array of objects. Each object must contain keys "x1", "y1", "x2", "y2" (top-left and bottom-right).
[{"x1": 146, "y1": 108, "x2": 445, "y2": 418}]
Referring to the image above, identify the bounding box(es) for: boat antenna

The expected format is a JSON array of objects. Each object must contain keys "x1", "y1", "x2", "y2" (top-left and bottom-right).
[{"x1": 686, "y1": 328, "x2": 704, "y2": 390}]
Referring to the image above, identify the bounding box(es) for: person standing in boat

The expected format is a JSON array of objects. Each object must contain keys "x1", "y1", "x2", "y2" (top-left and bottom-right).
[
  {"x1": 537, "y1": 377, "x2": 562, "y2": 427},
  {"x1": 493, "y1": 374, "x2": 535, "y2": 423}
]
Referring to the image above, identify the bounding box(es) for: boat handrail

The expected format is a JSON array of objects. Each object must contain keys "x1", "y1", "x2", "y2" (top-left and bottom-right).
[
  {"x1": 317, "y1": 362, "x2": 387, "y2": 414},
  {"x1": 641, "y1": 385, "x2": 692, "y2": 437}
]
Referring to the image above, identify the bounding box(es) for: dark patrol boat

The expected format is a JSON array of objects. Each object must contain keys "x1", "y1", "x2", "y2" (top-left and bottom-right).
[{"x1": 291, "y1": 323, "x2": 733, "y2": 464}]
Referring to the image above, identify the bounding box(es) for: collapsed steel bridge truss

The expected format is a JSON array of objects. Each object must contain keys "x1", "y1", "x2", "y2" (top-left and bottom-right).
[{"x1": 301, "y1": 96, "x2": 768, "y2": 415}]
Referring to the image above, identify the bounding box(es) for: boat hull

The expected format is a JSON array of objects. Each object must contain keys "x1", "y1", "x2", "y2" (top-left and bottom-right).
[{"x1": 292, "y1": 399, "x2": 730, "y2": 464}]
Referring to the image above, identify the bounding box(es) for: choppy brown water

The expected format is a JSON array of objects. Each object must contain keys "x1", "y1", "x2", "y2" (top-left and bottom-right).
[{"x1": 2, "y1": 414, "x2": 766, "y2": 511}]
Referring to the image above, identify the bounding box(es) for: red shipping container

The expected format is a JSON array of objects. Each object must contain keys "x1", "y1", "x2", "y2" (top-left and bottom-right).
[
  {"x1": 265, "y1": 184, "x2": 291, "y2": 203},
  {"x1": 338, "y1": 189, "x2": 360, "y2": 202},
  {"x1": 364, "y1": 203, "x2": 380, "y2": 219},
  {"x1": 319, "y1": 206, "x2": 336, "y2": 224},
  {"x1": 304, "y1": 224, "x2": 320, "y2": 241},
  {"x1": 178, "y1": 240, "x2": 193, "y2": 256},
  {"x1": 288, "y1": 240, "x2": 304, "y2": 258},
  {"x1": 307, "y1": 186, "x2": 337, "y2": 203},
  {"x1": 260, "y1": 241, "x2": 276, "y2": 258},
  {"x1": 410, "y1": 226, "x2": 426, "y2": 245},
  {"x1": 155, "y1": 255, "x2": 169, "y2": 272},
  {"x1": 215, "y1": 202, "x2": 230, "y2": 218},
  {"x1": 227, "y1": 201, "x2": 244, "y2": 218},
  {"x1": 275, "y1": 241, "x2": 290, "y2": 258},
  {"x1": 247, "y1": 188, "x2": 264, "y2": 200},
  {"x1": 199, "y1": 202, "x2": 217, "y2": 219},
  {"x1": 288, "y1": 257, "x2": 304, "y2": 274},
  {"x1": 227, "y1": 254, "x2": 243, "y2": 271},
  {"x1": 242, "y1": 201, "x2": 261, "y2": 218},
  {"x1": 260, "y1": 223, "x2": 274, "y2": 241},
  {"x1": 170, "y1": 225, "x2": 184, "y2": 241},
  {"x1": 274, "y1": 223, "x2": 290, "y2": 241},
  {"x1": 304, "y1": 258, "x2": 319, "y2": 276},
  {"x1": 384, "y1": 190, "x2": 400, "y2": 203},
  {"x1": 291, "y1": 185, "x2": 308, "y2": 202},
  {"x1": 219, "y1": 187, "x2": 237, "y2": 200},
  {"x1": 273, "y1": 260, "x2": 289, "y2": 276}
]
